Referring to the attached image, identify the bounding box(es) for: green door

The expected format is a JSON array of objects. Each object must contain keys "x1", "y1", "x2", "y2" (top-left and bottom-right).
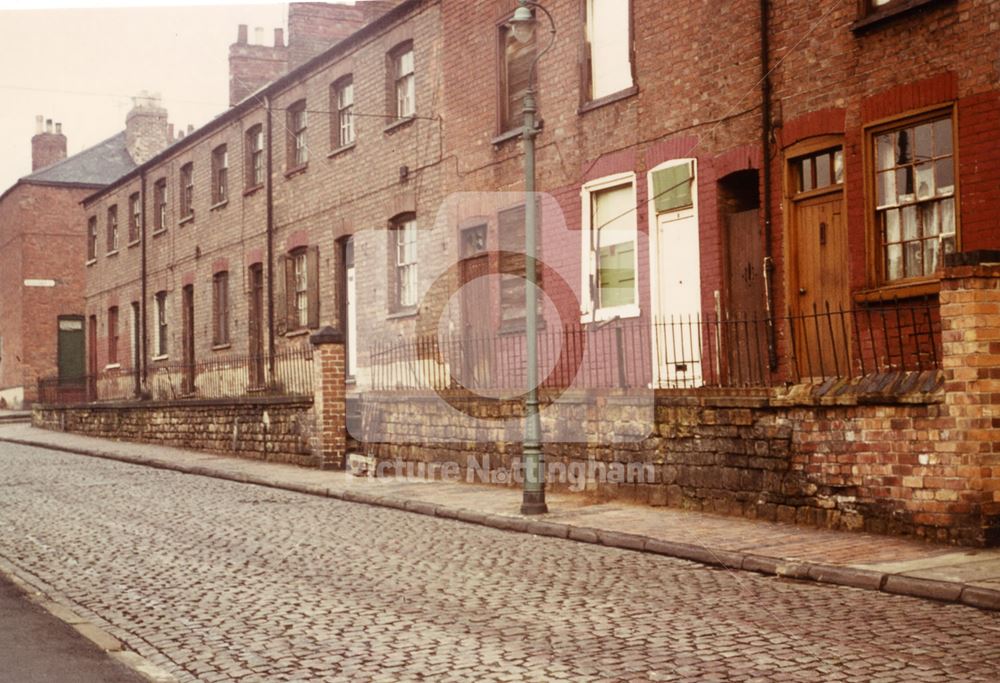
[{"x1": 57, "y1": 316, "x2": 85, "y2": 380}]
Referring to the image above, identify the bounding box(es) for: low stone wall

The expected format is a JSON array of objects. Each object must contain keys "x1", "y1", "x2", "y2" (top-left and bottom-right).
[
  {"x1": 34, "y1": 396, "x2": 317, "y2": 467},
  {"x1": 348, "y1": 369, "x2": 996, "y2": 546}
]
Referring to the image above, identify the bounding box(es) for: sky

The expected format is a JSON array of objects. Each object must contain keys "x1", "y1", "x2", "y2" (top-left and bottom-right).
[{"x1": 0, "y1": 1, "x2": 310, "y2": 191}]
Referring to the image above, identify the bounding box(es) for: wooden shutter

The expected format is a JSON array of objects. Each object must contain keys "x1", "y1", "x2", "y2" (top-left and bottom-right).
[
  {"x1": 307, "y1": 246, "x2": 320, "y2": 329},
  {"x1": 275, "y1": 256, "x2": 287, "y2": 336}
]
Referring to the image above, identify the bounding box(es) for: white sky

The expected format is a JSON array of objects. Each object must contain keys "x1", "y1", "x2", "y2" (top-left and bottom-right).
[{"x1": 0, "y1": 1, "x2": 322, "y2": 190}]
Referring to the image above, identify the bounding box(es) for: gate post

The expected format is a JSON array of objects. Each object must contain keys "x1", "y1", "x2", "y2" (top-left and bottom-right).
[{"x1": 310, "y1": 326, "x2": 346, "y2": 470}]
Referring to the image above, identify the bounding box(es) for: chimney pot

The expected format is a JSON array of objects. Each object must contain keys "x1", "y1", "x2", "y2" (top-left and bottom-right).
[
  {"x1": 35, "y1": 115, "x2": 43, "y2": 134},
  {"x1": 168, "y1": 123, "x2": 174, "y2": 139},
  {"x1": 45, "y1": 119, "x2": 53, "y2": 133},
  {"x1": 187, "y1": 124, "x2": 194, "y2": 134},
  {"x1": 274, "y1": 27, "x2": 284, "y2": 47},
  {"x1": 178, "y1": 130, "x2": 185, "y2": 139},
  {"x1": 254, "y1": 26, "x2": 264, "y2": 44},
  {"x1": 237, "y1": 24, "x2": 248, "y2": 44}
]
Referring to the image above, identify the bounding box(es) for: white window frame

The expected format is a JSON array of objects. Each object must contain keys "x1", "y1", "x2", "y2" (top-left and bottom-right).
[
  {"x1": 394, "y1": 217, "x2": 418, "y2": 310},
  {"x1": 395, "y1": 47, "x2": 415, "y2": 119},
  {"x1": 336, "y1": 78, "x2": 355, "y2": 147},
  {"x1": 580, "y1": 171, "x2": 640, "y2": 323},
  {"x1": 293, "y1": 251, "x2": 309, "y2": 328}
]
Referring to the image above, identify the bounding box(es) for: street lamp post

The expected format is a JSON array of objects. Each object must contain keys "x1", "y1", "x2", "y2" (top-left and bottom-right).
[{"x1": 510, "y1": 0, "x2": 556, "y2": 516}]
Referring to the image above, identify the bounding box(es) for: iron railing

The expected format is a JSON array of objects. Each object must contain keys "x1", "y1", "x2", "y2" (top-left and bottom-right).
[
  {"x1": 368, "y1": 301, "x2": 941, "y2": 391},
  {"x1": 37, "y1": 346, "x2": 313, "y2": 405}
]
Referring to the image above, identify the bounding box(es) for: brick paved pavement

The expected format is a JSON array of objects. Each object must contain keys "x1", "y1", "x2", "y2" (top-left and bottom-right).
[{"x1": 1, "y1": 442, "x2": 1000, "y2": 682}]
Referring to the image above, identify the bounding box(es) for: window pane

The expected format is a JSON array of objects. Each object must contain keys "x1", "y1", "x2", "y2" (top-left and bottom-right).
[
  {"x1": 904, "y1": 240, "x2": 923, "y2": 278},
  {"x1": 895, "y1": 128, "x2": 912, "y2": 165},
  {"x1": 933, "y1": 118, "x2": 953, "y2": 156},
  {"x1": 914, "y1": 123, "x2": 933, "y2": 162},
  {"x1": 834, "y1": 150, "x2": 844, "y2": 184},
  {"x1": 920, "y1": 202, "x2": 939, "y2": 237},
  {"x1": 876, "y1": 134, "x2": 894, "y2": 171},
  {"x1": 924, "y1": 237, "x2": 940, "y2": 275},
  {"x1": 940, "y1": 197, "x2": 956, "y2": 235},
  {"x1": 597, "y1": 241, "x2": 635, "y2": 308},
  {"x1": 588, "y1": 0, "x2": 633, "y2": 99},
  {"x1": 800, "y1": 159, "x2": 814, "y2": 192},
  {"x1": 935, "y1": 158, "x2": 954, "y2": 196},
  {"x1": 815, "y1": 153, "x2": 831, "y2": 188},
  {"x1": 877, "y1": 170, "x2": 895, "y2": 208},
  {"x1": 884, "y1": 208, "x2": 900, "y2": 243},
  {"x1": 887, "y1": 244, "x2": 903, "y2": 281},
  {"x1": 652, "y1": 164, "x2": 692, "y2": 213},
  {"x1": 593, "y1": 183, "x2": 634, "y2": 245},
  {"x1": 915, "y1": 162, "x2": 934, "y2": 200},
  {"x1": 901, "y1": 205, "x2": 918, "y2": 241},
  {"x1": 896, "y1": 166, "x2": 913, "y2": 202}
]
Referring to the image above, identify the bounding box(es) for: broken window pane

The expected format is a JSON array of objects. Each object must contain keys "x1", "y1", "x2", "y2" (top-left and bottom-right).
[
  {"x1": 896, "y1": 128, "x2": 912, "y2": 165},
  {"x1": 896, "y1": 166, "x2": 914, "y2": 201}
]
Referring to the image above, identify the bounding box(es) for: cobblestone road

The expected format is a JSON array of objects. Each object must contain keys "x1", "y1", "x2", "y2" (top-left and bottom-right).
[{"x1": 1, "y1": 443, "x2": 999, "y2": 682}]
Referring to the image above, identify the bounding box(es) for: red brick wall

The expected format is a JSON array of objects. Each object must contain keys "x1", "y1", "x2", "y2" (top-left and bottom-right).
[{"x1": 0, "y1": 183, "x2": 90, "y2": 405}]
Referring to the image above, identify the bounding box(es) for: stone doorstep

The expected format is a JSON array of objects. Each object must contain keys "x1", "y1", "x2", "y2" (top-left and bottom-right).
[
  {"x1": 0, "y1": 559, "x2": 179, "y2": 683},
  {"x1": 2, "y1": 432, "x2": 999, "y2": 614}
]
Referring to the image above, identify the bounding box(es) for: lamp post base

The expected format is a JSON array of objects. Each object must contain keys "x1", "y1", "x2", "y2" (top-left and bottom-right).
[{"x1": 520, "y1": 491, "x2": 548, "y2": 516}]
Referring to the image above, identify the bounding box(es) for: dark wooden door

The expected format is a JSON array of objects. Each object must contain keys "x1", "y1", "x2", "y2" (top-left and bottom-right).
[
  {"x1": 182, "y1": 285, "x2": 195, "y2": 394},
  {"x1": 791, "y1": 191, "x2": 850, "y2": 378},
  {"x1": 248, "y1": 265, "x2": 265, "y2": 387},
  {"x1": 459, "y1": 253, "x2": 492, "y2": 388},
  {"x1": 58, "y1": 317, "x2": 85, "y2": 380},
  {"x1": 723, "y1": 209, "x2": 766, "y2": 384}
]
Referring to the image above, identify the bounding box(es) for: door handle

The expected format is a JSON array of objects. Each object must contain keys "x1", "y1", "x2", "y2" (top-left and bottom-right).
[{"x1": 799, "y1": 288, "x2": 807, "y2": 296}]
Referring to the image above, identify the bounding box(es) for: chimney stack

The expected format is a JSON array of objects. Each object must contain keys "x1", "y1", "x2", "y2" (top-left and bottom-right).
[
  {"x1": 125, "y1": 91, "x2": 170, "y2": 164},
  {"x1": 228, "y1": 21, "x2": 289, "y2": 106},
  {"x1": 274, "y1": 28, "x2": 284, "y2": 47},
  {"x1": 31, "y1": 113, "x2": 68, "y2": 171},
  {"x1": 237, "y1": 24, "x2": 248, "y2": 45}
]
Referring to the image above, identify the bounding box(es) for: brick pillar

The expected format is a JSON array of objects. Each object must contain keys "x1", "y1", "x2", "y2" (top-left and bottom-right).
[
  {"x1": 939, "y1": 251, "x2": 1000, "y2": 546},
  {"x1": 310, "y1": 327, "x2": 346, "y2": 470}
]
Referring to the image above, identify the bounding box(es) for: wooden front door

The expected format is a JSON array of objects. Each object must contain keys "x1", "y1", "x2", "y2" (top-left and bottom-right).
[
  {"x1": 182, "y1": 284, "x2": 195, "y2": 394},
  {"x1": 722, "y1": 209, "x2": 767, "y2": 384},
  {"x1": 248, "y1": 265, "x2": 265, "y2": 387},
  {"x1": 459, "y1": 225, "x2": 491, "y2": 389},
  {"x1": 790, "y1": 191, "x2": 850, "y2": 378}
]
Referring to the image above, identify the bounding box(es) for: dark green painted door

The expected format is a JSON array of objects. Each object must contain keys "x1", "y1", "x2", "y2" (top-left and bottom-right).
[{"x1": 57, "y1": 317, "x2": 85, "y2": 380}]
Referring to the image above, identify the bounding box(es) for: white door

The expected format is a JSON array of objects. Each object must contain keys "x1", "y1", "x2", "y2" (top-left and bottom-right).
[{"x1": 648, "y1": 159, "x2": 701, "y2": 388}]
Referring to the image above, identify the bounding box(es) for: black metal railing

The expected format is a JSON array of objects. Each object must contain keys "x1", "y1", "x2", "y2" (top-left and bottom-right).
[
  {"x1": 37, "y1": 346, "x2": 313, "y2": 405},
  {"x1": 368, "y1": 301, "x2": 941, "y2": 391}
]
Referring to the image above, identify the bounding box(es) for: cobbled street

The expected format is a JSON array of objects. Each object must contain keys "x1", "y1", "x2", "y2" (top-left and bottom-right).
[{"x1": 1, "y1": 443, "x2": 999, "y2": 683}]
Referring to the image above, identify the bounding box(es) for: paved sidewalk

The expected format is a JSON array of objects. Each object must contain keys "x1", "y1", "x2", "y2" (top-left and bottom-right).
[{"x1": 2, "y1": 422, "x2": 998, "y2": 612}]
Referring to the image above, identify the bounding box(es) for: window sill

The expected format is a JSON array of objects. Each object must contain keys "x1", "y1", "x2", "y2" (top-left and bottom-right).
[
  {"x1": 579, "y1": 85, "x2": 639, "y2": 115},
  {"x1": 491, "y1": 129, "x2": 523, "y2": 147},
  {"x1": 581, "y1": 304, "x2": 642, "y2": 324},
  {"x1": 86, "y1": 258, "x2": 97, "y2": 267},
  {"x1": 106, "y1": 250, "x2": 119, "y2": 257},
  {"x1": 285, "y1": 329, "x2": 311, "y2": 338},
  {"x1": 328, "y1": 142, "x2": 356, "y2": 159},
  {"x1": 854, "y1": 279, "x2": 941, "y2": 303},
  {"x1": 210, "y1": 199, "x2": 228, "y2": 212},
  {"x1": 285, "y1": 163, "x2": 308, "y2": 179},
  {"x1": 243, "y1": 184, "x2": 264, "y2": 197},
  {"x1": 212, "y1": 343, "x2": 232, "y2": 351},
  {"x1": 152, "y1": 354, "x2": 169, "y2": 362},
  {"x1": 104, "y1": 363, "x2": 121, "y2": 371},
  {"x1": 179, "y1": 214, "x2": 195, "y2": 227},
  {"x1": 851, "y1": 0, "x2": 953, "y2": 32},
  {"x1": 384, "y1": 116, "x2": 416, "y2": 134},
  {"x1": 152, "y1": 228, "x2": 167, "y2": 238},
  {"x1": 386, "y1": 307, "x2": 419, "y2": 321},
  {"x1": 127, "y1": 240, "x2": 140, "y2": 249}
]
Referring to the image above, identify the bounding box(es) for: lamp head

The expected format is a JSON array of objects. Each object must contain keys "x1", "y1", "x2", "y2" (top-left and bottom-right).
[{"x1": 510, "y1": 4, "x2": 535, "y2": 44}]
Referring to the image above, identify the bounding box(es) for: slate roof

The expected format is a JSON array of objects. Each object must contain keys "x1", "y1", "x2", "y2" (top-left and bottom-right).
[{"x1": 21, "y1": 131, "x2": 135, "y2": 187}]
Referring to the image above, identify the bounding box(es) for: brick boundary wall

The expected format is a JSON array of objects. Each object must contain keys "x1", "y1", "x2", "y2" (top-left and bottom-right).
[{"x1": 33, "y1": 396, "x2": 317, "y2": 468}]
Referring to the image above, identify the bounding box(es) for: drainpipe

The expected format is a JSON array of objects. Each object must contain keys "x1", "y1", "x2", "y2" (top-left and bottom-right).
[
  {"x1": 140, "y1": 169, "x2": 148, "y2": 394},
  {"x1": 760, "y1": 0, "x2": 778, "y2": 370},
  {"x1": 265, "y1": 95, "x2": 276, "y2": 383}
]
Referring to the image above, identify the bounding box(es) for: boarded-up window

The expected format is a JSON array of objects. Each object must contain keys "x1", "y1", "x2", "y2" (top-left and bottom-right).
[
  {"x1": 500, "y1": 23, "x2": 534, "y2": 133},
  {"x1": 591, "y1": 183, "x2": 636, "y2": 310},
  {"x1": 499, "y1": 205, "x2": 542, "y2": 327},
  {"x1": 652, "y1": 163, "x2": 694, "y2": 214},
  {"x1": 585, "y1": 0, "x2": 633, "y2": 101}
]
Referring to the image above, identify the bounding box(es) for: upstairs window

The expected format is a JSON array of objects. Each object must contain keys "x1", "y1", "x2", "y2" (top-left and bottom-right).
[
  {"x1": 499, "y1": 21, "x2": 535, "y2": 133},
  {"x1": 872, "y1": 111, "x2": 956, "y2": 283},
  {"x1": 87, "y1": 216, "x2": 97, "y2": 261},
  {"x1": 212, "y1": 144, "x2": 228, "y2": 204},
  {"x1": 332, "y1": 76, "x2": 355, "y2": 148},
  {"x1": 246, "y1": 124, "x2": 264, "y2": 188},
  {"x1": 179, "y1": 162, "x2": 194, "y2": 220},
  {"x1": 153, "y1": 178, "x2": 167, "y2": 232},
  {"x1": 390, "y1": 214, "x2": 418, "y2": 311},
  {"x1": 106, "y1": 205, "x2": 119, "y2": 253},
  {"x1": 212, "y1": 271, "x2": 230, "y2": 346},
  {"x1": 128, "y1": 192, "x2": 141, "y2": 244},
  {"x1": 287, "y1": 100, "x2": 308, "y2": 168},
  {"x1": 584, "y1": 0, "x2": 634, "y2": 102},
  {"x1": 390, "y1": 42, "x2": 415, "y2": 119}
]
